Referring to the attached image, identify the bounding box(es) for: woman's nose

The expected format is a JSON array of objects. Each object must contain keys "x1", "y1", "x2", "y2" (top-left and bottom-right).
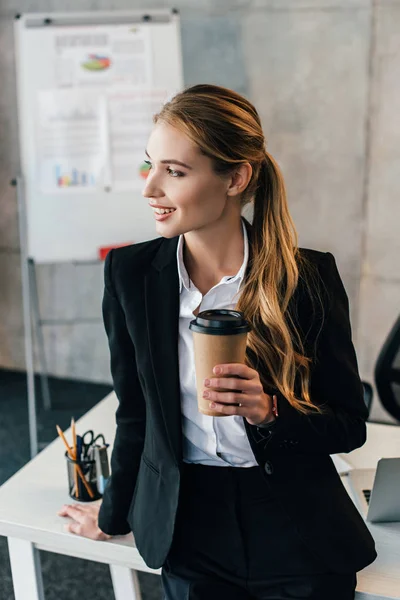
[
  {"x1": 142, "y1": 172, "x2": 162, "y2": 199},
  {"x1": 142, "y1": 182, "x2": 151, "y2": 198}
]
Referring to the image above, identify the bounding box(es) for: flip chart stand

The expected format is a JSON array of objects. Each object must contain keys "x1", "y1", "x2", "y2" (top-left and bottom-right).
[{"x1": 13, "y1": 176, "x2": 52, "y2": 458}]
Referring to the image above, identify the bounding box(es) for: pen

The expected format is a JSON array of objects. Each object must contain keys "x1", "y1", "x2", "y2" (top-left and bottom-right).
[
  {"x1": 76, "y1": 435, "x2": 83, "y2": 461},
  {"x1": 71, "y1": 418, "x2": 79, "y2": 499}
]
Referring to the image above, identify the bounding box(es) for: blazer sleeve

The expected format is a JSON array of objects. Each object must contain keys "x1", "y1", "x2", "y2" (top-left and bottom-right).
[
  {"x1": 98, "y1": 250, "x2": 146, "y2": 535},
  {"x1": 251, "y1": 252, "x2": 368, "y2": 456}
]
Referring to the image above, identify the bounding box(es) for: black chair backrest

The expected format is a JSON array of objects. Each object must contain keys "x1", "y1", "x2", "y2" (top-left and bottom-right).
[
  {"x1": 374, "y1": 315, "x2": 400, "y2": 421},
  {"x1": 362, "y1": 381, "x2": 373, "y2": 416}
]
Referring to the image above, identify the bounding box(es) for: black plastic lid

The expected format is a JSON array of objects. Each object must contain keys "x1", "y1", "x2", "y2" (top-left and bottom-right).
[{"x1": 189, "y1": 309, "x2": 251, "y2": 336}]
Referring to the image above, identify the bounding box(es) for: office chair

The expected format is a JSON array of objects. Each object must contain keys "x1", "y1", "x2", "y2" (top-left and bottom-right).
[
  {"x1": 362, "y1": 381, "x2": 373, "y2": 416},
  {"x1": 374, "y1": 315, "x2": 400, "y2": 422}
]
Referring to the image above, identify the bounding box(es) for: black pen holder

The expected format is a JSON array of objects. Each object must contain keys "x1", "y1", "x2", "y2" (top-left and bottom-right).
[{"x1": 65, "y1": 451, "x2": 102, "y2": 502}]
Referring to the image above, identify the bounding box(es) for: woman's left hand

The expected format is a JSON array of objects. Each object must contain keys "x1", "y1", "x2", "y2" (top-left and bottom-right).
[
  {"x1": 203, "y1": 363, "x2": 277, "y2": 426},
  {"x1": 57, "y1": 503, "x2": 111, "y2": 541}
]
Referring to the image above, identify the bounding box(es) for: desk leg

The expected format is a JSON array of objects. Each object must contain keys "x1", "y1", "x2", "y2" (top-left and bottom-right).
[
  {"x1": 8, "y1": 537, "x2": 45, "y2": 600},
  {"x1": 110, "y1": 565, "x2": 142, "y2": 600}
]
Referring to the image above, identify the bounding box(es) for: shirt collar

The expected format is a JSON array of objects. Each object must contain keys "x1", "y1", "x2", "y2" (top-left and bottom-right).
[{"x1": 177, "y1": 217, "x2": 249, "y2": 294}]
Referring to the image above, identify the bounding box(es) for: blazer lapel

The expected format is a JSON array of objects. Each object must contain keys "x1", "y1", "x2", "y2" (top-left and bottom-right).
[{"x1": 144, "y1": 236, "x2": 183, "y2": 467}]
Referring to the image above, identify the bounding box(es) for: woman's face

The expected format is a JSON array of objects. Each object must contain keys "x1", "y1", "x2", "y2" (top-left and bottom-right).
[{"x1": 142, "y1": 122, "x2": 237, "y2": 239}]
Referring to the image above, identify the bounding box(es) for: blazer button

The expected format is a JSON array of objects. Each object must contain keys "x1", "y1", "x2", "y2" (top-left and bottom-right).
[{"x1": 264, "y1": 461, "x2": 273, "y2": 475}]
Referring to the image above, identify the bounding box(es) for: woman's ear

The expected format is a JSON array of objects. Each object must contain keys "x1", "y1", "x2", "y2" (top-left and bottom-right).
[{"x1": 226, "y1": 163, "x2": 252, "y2": 197}]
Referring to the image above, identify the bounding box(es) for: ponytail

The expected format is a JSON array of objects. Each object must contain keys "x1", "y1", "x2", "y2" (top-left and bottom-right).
[{"x1": 236, "y1": 152, "x2": 323, "y2": 414}]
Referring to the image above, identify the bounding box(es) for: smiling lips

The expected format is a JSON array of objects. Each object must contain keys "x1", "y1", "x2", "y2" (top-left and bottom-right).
[
  {"x1": 149, "y1": 203, "x2": 175, "y2": 209},
  {"x1": 153, "y1": 207, "x2": 176, "y2": 214}
]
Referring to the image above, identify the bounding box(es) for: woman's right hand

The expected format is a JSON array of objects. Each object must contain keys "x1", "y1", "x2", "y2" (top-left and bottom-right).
[{"x1": 57, "y1": 502, "x2": 112, "y2": 541}]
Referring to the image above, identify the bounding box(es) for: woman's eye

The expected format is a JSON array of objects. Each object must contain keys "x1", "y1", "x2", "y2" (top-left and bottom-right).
[
  {"x1": 167, "y1": 167, "x2": 184, "y2": 178},
  {"x1": 144, "y1": 160, "x2": 152, "y2": 170}
]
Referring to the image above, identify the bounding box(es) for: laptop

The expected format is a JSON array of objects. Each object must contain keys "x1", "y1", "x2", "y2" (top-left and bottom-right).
[{"x1": 347, "y1": 458, "x2": 400, "y2": 523}]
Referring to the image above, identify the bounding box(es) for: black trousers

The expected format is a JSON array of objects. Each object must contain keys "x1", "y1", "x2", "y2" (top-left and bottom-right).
[{"x1": 162, "y1": 463, "x2": 357, "y2": 600}]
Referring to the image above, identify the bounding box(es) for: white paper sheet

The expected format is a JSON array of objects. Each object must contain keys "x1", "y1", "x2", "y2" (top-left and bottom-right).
[
  {"x1": 53, "y1": 25, "x2": 153, "y2": 88},
  {"x1": 36, "y1": 89, "x2": 108, "y2": 193}
]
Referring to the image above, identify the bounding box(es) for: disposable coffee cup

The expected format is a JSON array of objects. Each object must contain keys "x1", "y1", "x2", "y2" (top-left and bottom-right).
[{"x1": 189, "y1": 309, "x2": 251, "y2": 417}]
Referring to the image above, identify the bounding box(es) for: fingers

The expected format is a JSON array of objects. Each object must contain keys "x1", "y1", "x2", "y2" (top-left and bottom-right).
[
  {"x1": 57, "y1": 506, "x2": 69, "y2": 516},
  {"x1": 208, "y1": 402, "x2": 251, "y2": 416},
  {"x1": 208, "y1": 397, "x2": 258, "y2": 415},
  {"x1": 58, "y1": 503, "x2": 76, "y2": 516},
  {"x1": 57, "y1": 503, "x2": 99, "y2": 519},
  {"x1": 64, "y1": 519, "x2": 107, "y2": 541},
  {"x1": 204, "y1": 377, "x2": 262, "y2": 394},
  {"x1": 58, "y1": 503, "x2": 110, "y2": 541},
  {"x1": 203, "y1": 388, "x2": 256, "y2": 405},
  {"x1": 57, "y1": 504, "x2": 86, "y2": 521},
  {"x1": 65, "y1": 521, "x2": 84, "y2": 535},
  {"x1": 213, "y1": 363, "x2": 255, "y2": 378}
]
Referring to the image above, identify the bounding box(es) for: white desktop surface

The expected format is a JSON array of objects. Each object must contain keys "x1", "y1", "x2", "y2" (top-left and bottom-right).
[
  {"x1": 0, "y1": 393, "x2": 153, "y2": 572},
  {"x1": 0, "y1": 392, "x2": 399, "y2": 599}
]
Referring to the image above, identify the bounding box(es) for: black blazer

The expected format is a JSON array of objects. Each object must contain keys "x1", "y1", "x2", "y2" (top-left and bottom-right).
[{"x1": 98, "y1": 218, "x2": 377, "y2": 572}]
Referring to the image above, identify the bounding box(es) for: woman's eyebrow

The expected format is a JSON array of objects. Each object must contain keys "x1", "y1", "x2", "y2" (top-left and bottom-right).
[{"x1": 145, "y1": 150, "x2": 193, "y2": 170}]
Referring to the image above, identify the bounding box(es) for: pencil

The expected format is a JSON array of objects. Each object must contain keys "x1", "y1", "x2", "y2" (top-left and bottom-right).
[
  {"x1": 71, "y1": 418, "x2": 79, "y2": 499},
  {"x1": 56, "y1": 424, "x2": 95, "y2": 499}
]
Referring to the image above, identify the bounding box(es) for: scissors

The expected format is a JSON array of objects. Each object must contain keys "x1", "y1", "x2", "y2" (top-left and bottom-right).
[{"x1": 81, "y1": 430, "x2": 107, "y2": 459}]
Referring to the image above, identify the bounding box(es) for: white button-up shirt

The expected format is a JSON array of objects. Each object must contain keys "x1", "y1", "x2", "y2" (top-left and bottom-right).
[{"x1": 176, "y1": 217, "x2": 258, "y2": 467}]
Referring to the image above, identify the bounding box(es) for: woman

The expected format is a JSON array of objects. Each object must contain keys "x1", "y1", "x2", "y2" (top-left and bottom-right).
[{"x1": 58, "y1": 84, "x2": 376, "y2": 599}]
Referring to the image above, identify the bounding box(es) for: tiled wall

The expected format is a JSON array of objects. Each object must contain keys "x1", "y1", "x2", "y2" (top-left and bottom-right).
[{"x1": 0, "y1": 0, "x2": 398, "y2": 422}]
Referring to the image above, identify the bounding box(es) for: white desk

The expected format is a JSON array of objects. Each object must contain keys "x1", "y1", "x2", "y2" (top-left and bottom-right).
[
  {"x1": 341, "y1": 424, "x2": 400, "y2": 600},
  {"x1": 0, "y1": 392, "x2": 399, "y2": 600}
]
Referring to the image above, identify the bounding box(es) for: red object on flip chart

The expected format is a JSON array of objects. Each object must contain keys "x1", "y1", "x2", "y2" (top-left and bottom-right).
[{"x1": 98, "y1": 243, "x2": 133, "y2": 261}]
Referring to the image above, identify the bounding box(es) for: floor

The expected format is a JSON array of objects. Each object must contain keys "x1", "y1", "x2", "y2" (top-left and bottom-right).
[{"x1": 0, "y1": 369, "x2": 162, "y2": 600}]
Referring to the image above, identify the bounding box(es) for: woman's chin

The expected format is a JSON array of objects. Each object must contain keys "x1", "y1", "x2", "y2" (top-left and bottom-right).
[{"x1": 155, "y1": 222, "x2": 178, "y2": 238}]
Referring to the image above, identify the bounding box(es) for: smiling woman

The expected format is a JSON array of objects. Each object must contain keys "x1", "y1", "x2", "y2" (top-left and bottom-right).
[{"x1": 58, "y1": 84, "x2": 376, "y2": 600}]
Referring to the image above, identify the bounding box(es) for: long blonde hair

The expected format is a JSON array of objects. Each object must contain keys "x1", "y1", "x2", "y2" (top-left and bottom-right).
[{"x1": 155, "y1": 84, "x2": 324, "y2": 414}]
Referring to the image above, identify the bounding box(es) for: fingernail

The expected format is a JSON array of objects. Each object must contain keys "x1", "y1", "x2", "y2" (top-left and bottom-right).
[
  {"x1": 214, "y1": 367, "x2": 222, "y2": 374},
  {"x1": 209, "y1": 402, "x2": 216, "y2": 408},
  {"x1": 203, "y1": 391, "x2": 210, "y2": 398},
  {"x1": 204, "y1": 379, "x2": 210, "y2": 386}
]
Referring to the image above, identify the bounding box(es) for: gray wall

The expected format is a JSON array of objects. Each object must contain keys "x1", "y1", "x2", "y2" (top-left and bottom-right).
[{"x1": 1, "y1": 0, "x2": 399, "y2": 422}]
